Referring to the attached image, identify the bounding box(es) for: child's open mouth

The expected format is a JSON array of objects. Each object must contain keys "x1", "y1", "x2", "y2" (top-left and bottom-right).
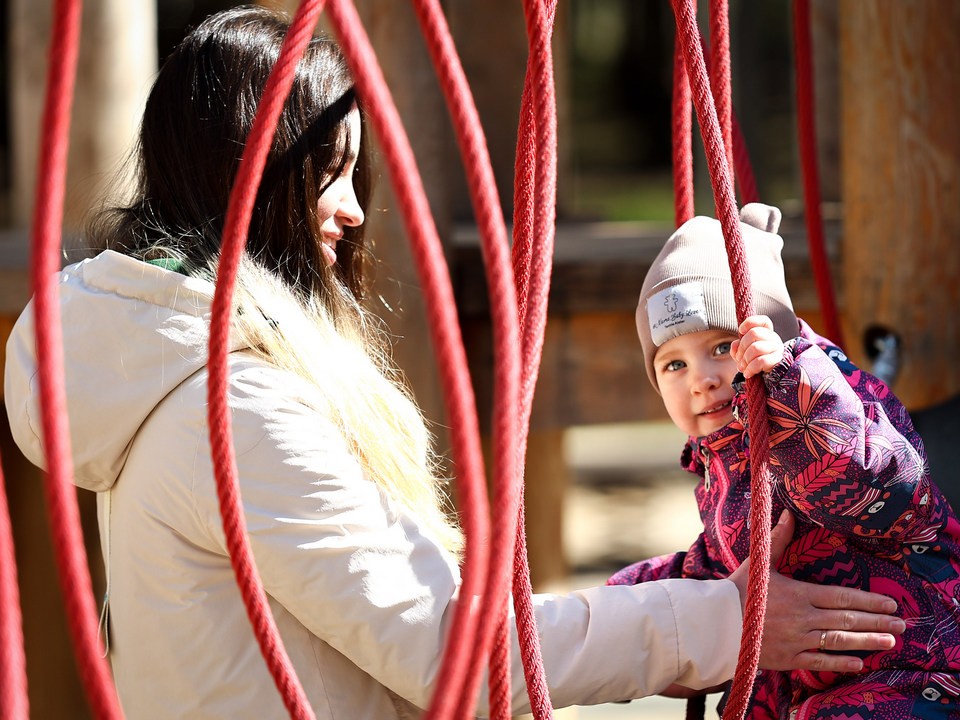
[{"x1": 699, "y1": 400, "x2": 732, "y2": 416}]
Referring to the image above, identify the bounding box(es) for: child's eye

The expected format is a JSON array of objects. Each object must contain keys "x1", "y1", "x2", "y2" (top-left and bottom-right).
[
  {"x1": 714, "y1": 341, "x2": 732, "y2": 357},
  {"x1": 664, "y1": 359, "x2": 686, "y2": 372}
]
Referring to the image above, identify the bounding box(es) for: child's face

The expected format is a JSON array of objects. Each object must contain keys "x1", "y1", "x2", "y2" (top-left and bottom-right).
[{"x1": 654, "y1": 329, "x2": 739, "y2": 437}]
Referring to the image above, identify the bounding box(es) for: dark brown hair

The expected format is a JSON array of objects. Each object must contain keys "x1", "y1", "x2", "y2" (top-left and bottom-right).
[{"x1": 89, "y1": 5, "x2": 371, "y2": 301}]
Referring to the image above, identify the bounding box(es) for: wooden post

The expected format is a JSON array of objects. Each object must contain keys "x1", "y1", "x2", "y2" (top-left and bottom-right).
[
  {"x1": 839, "y1": 0, "x2": 960, "y2": 409},
  {"x1": 10, "y1": 0, "x2": 156, "y2": 229}
]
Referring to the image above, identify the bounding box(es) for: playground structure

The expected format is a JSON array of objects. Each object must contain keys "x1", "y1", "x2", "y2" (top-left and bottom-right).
[{"x1": 0, "y1": 0, "x2": 958, "y2": 717}]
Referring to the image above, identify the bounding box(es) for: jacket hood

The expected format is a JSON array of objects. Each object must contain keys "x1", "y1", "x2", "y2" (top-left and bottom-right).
[{"x1": 4, "y1": 250, "x2": 246, "y2": 492}]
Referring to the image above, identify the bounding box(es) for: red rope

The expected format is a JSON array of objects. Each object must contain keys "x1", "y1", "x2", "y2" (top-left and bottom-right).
[
  {"x1": 0, "y1": 458, "x2": 27, "y2": 719},
  {"x1": 504, "y1": 0, "x2": 559, "y2": 717},
  {"x1": 29, "y1": 0, "x2": 123, "y2": 717},
  {"x1": 674, "y1": 30, "x2": 759, "y2": 225},
  {"x1": 403, "y1": 1, "x2": 527, "y2": 717},
  {"x1": 672, "y1": 27, "x2": 694, "y2": 226},
  {"x1": 793, "y1": 0, "x2": 844, "y2": 347},
  {"x1": 708, "y1": 0, "x2": 733, "y2": 173},
  {"x1": 208, "y1": 2, "x2": 326, "y2": 718},
  {"x1": 322, "y1": 3, "x2": 500, "y2": 718},
  {"x1": 732, "y1": 114, "x2": 759, "y2": 204},
  {"x1": 671, "y1": 1, "x2": 773, "y2": 719}
]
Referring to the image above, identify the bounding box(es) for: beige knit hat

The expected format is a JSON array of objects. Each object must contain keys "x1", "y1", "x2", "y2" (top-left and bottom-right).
[{"x1": 637, "y1": 203, "x2": 799, "y2": 391}]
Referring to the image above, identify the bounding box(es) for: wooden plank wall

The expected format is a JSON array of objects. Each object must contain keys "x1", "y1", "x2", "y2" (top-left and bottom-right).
[{"x1": 840, "y1": 0, "x2": 960, "y2": 410}]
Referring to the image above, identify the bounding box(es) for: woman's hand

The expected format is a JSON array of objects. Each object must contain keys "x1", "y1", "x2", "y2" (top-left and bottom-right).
[
  {"x1": 731, "y1": 315, "x2": 784, "y2": 378},
  {"x1": 729, "y1": 511, "x2": 905, "y2": 674}
]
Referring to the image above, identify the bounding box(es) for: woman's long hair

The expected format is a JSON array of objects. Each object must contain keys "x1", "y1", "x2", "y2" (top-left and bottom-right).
[{"x1": 88, "y1": 5, "x2": 462, "y2": 554}]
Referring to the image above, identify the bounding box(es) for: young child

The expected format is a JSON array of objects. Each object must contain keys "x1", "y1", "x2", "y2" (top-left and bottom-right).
[{"x1": 610, "y1": 203, "x2": 960, "y2": 718}]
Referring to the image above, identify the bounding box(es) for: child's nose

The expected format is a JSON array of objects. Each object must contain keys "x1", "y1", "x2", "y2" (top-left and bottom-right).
[{"x1": 691, "y1": 370, "x2": 721, "y2": 394}]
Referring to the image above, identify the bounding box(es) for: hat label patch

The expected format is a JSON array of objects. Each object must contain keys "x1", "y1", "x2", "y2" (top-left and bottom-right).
[{"x1": 649, "y1": 282, "x2": 709, "y2": 345}]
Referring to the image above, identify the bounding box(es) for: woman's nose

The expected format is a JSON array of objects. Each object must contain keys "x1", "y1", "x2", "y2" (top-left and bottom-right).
[{"x1": 339, "y1": 185, "x2": 364, "y2": 228}]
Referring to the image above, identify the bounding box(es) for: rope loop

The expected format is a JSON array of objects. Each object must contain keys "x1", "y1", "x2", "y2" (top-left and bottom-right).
[
  {"x1": 670, "y1": 1, "x2": 773, "y2": 718},
  {"x1": 208, "y1": 2, "x2": 327, "y2": 717},
  {"x1": 30, "y1": 0, "x2": 123, "y2": 716}
]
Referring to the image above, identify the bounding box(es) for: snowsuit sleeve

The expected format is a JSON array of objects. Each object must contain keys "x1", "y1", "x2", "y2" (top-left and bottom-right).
[
  {"x1": 754, "y1": 336, "x2": 943, "y2": 542},
  {"x1": 607, "y1": 531, "x2": 722, "y2": 585}
]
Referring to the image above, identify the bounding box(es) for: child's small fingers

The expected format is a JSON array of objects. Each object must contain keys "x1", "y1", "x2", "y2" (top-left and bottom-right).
[
  {"x1": 741, "y1": 358, "x2": 761, "y2": 378},
  {"x1": 742, "y1": 352, "x2": 781, "y2": 378},
  {"x1": 738, "y1": 315, "x2": 774, "y2": 335},
  {"x1": 740, "y1": 339, "x2": 772, "y2": 365}
]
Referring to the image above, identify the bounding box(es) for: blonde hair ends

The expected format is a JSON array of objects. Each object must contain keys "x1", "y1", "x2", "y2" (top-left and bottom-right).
[{"x1": 231, "y1": 258, "x2": 464, "y2": 557}]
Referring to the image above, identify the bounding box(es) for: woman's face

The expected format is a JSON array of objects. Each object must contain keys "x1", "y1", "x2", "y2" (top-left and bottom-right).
[{"x1": 317, "y1": 106, "x2": 364, "y2": 266}]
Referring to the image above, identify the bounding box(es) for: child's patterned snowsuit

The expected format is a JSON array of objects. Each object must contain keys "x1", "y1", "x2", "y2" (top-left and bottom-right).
[{"x1": 609, "y1": 320, "x2": 960, "y2": 718}]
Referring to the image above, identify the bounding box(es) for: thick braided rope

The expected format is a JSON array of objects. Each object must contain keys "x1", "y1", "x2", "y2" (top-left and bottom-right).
[
  {"x1": 207, "y1": 3, "x2": 326, "y2": 718},
  {"x1": 322, "y1": 3, "x2": 496, "y2": 719},
  {"x1": 683, "y1": 33, "x2": 760, "y2": 219},
  {"x1": 674, "y1": 31, "x2": 759, "y2": 225},
  {"x1": 708, "y1": 0, "x2": 734, "y2": 173},
  {"x1": 732, "y1": 115, "x2": 759, "y2": 204},
  {"x1": 671, "y1": 1, "x2": 773, "y2": 718},
  {"x1": 404, "y1": 1, "x2": 525, "y2": 717},
  {"x1": 672, "y1": 28, "x2": 695, "y2": 226},
  {"x1": 462, "y1": 1, "x2": 561, "y2": 717},
  {"x1": 511, "y1": 77, "x2": 536, "y2": 332},
  {"x1": 793, "y1": 0, "x2": 844, "y2": 347},
  {"x1": 502, "y1": 73, "x2": 552, "y2": 720},
  {"x1": 0, "y1": 458, "x2": 26, "y2": 720},
  {"x1": 488, "y1": 606, "x2": 513, "y2": 720},
  {"x1": 30, "y1": 0, "x2": 123, "y2": 717},
  {"x1": 701, "y1": 27, "x2": 758, "y2": 206},
  {"x1": 454, "y1": 0, "x2": 559, "y2": 714},
  {"x1": 504, "y1": 1, "x2": 559, "y2": 717}
]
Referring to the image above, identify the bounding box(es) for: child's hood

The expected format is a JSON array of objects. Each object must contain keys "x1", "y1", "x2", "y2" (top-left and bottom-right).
[{"x1": 3, "y1": 250, "x2": 247, "y2": 492}]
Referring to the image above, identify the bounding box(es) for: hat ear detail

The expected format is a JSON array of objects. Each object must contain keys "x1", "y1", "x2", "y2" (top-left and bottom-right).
[{"x1": 740, "y1": 203, "x2": 782, "y2": 234}]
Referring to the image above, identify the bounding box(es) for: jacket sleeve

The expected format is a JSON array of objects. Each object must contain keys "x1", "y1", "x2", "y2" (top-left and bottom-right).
[
  {"x1": 607, "y1": 552, "x2": 688, "y2": 585},
  {"x1": 607, "y1": 530, "x2": 723, "y2": 585},
  {"x1": 193, "y1": 363, "x2": 743, "y2": 715},
  {"x1": 756, "y1": 337, "x2": 943, "y2": 542}
]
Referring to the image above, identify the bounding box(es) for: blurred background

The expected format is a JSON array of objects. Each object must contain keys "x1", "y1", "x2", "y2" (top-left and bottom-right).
[{"x1": 1, "y1": 0, "x2": 958, "y2": 716}]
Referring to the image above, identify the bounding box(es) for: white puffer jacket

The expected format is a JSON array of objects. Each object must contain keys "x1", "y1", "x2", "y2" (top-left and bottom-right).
[{"x1": 4, "y1": 250, "x2": 742, "y2": 719}]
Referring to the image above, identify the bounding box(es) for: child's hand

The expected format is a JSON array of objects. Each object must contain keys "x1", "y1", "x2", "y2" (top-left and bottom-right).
[{"x1": 731, "y1": 315, "x2": 784, "y2": 378}]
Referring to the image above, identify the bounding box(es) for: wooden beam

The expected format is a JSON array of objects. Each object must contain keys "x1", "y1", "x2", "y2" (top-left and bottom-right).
[{"x1": 840, "y1": 0, "x2": 960, "y2": 410}]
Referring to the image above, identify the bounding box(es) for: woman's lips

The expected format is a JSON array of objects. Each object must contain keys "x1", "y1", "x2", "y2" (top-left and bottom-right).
[{"x1": 320, "y1": 240, "x2": 337, "y2": 266}]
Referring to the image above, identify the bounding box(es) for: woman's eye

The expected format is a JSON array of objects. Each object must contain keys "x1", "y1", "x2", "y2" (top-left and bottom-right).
[
  {"x1": 664, "y1": 360, "x2": 685, "y2": 372},
  {"x1": 714, "y1": 342, "x2": 732, "y2": 356}
]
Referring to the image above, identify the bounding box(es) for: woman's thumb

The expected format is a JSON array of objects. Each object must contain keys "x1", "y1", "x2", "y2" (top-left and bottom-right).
[{"x1": 769, "y1": 509, "x2": 796, "y2": 565}]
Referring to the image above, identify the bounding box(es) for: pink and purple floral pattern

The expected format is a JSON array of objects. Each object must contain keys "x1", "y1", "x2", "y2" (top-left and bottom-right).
[{"x1": 609, "y1": 320, "x2": 960, "y2": 718}]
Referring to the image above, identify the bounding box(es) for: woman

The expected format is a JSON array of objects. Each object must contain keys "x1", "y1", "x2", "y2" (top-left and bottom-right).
[{"x1": 4, "y1": 6, "x2": 903, "y2": 719}]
